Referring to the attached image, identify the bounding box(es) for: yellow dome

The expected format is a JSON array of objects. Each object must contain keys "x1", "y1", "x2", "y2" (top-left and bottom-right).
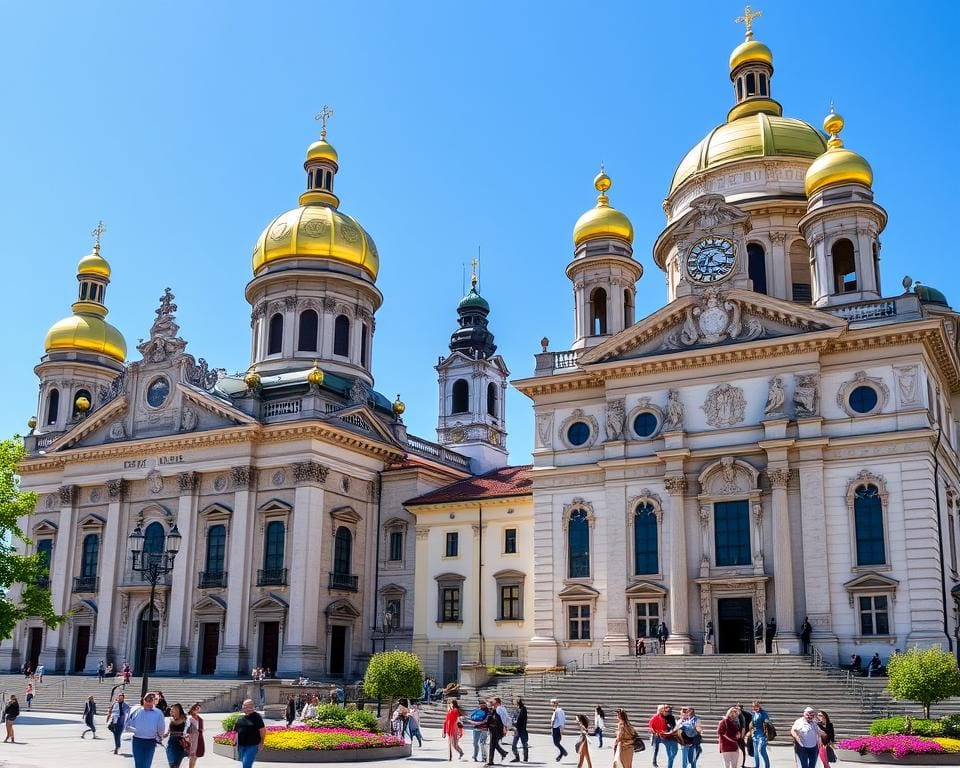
[
  {"x1": 44, "y1": 313, "x2": 126, "y2": 363},
  {"x1": 804, "y1": 111, "x2": 873, "y2": 196},
  {"x1": 669, "y1": 112, "x2": 827, "y2": 194},
  {"x1": 729, "y1": 39, "x2": 773, "y2": 71},
  {"x1": 573, "y1": 170, "x2": 634, "y2": 246},
  {"x1": 252, "y1": 203, "x2": 380, "y2": 279},
  {"x1": 306, "y1": 138, "x2": 338, "y2": 165},
  {"x1": 77, "y1": 247, "x2": 111, "y2": 278}
]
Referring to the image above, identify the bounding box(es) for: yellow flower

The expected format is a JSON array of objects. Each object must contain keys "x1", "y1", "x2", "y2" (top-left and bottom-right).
[{"x1": 933, "y1": 738, "x2": 960, "y2": 753}]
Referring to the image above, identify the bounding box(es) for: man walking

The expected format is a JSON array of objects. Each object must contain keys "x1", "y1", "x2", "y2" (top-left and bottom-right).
[
  {"x1": 790, "y1": 707, "x2": 825, "y2": 768},
  {"x1": 81, "y1": 695, "x2": 98, "y2": 739},
  {"x1": 799, "y1": 618, "x2": 812, "y2": 655},
  {"x1": 550, "y1": 699, "x2": 567, "y2": 761},
  {"x1": 125, "y1": 692, "x2": 166, "y2": 768},
  {"x1": 656, "y1": 622, "x2": 669, "y2": 653},
  {"x1": 469, "y1": 699, "x2": 490, "y2": 762},
  {"x1": 97, "y1": 660, "x2": 106, "y2": 683},
  {"x1": 487, "y1": 698, "x2": 508, "y2": 764},
  {"x1": 511, "y1": 696, "x2": 529, "y2": 763},
  {"x1": 764, "y1": 619, "x2": 776, "y2": 655}
]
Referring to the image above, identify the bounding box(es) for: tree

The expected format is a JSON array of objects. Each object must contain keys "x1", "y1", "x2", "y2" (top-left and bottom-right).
[
  {"x1": 886, "y1": 645, "x2": 960, "y2": 719},
  {"x1": 363, "y1": 650, "x2": 423, "y2": 716},
  {"x1": 0, "y1": 436, "x2": 63, "y2": 640}
]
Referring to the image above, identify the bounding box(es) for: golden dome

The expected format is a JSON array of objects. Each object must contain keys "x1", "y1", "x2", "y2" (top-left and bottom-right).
[
  {"x1": 77, "y1": 246, "x2": 111, "y2": 278},
  {"x1": 252, "y1": 203, "x2": 380, "y2": 279},
  {"x1": 729, "y1": 39, "x2": 773, "y2": 71},
  {"x1": 44, "y1": 313, "x2": 126, "y2": 363},
  {"x1": 804, "y1": 111, "x2": 873, "y2": 196},
  {"x1": 306, "y1": 138, "x2": 339, "y2": 165},
  {"x1": 573, "y1": 170, "x2": 634, "y2": 246},
  {"x1": 669, "y1": 112, "x2": 827, "y2": 194}
]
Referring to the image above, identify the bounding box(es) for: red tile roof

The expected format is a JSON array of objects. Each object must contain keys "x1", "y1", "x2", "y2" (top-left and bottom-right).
[{"x1": 404, "y1": 465, "x2": 532, "y2": 506}]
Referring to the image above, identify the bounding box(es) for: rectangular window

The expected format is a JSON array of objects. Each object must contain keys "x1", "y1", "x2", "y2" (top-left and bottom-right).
[
  {"x1": 949, "y1": 513, "x2": 958, "y2": 573},
  {"x1": 388, "y1": 530, "x2": 404, "y2": 562},
  {"x1": 504, "y1": 528, "x2": 517, "y2": 554},
  {"x1": 445, "y1": 532, "x2": 459, "y2": 558},
  {"x1": 714, "y1": 500, "x2": 751, "y2": 567},
  {"x1": 440, "y1": 586, "x2": 461, "y2": 622},
  {"x1": 568, "y1": 604, "x2": 591, "y2": 640},
  {"x1": 499, "y1": 585, "x2": 521, "y2": 620},
  {"x1": 635, "y1": 601, "x2": 660, "y2": 638},
  {"x1": 859, "y1": 595, "x2": 890, "y2": 635}
]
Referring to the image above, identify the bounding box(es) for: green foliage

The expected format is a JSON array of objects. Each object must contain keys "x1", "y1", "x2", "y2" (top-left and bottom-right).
[
  {"x1": 941, "y1": 715, "x2": 960, "y2": 737},
  {"x1": 887, "y1": 646, "x2": 960, "y2": 719},
  {"x1": 345, "y1": 708, "x2": 378, "y2": 731},
  {"x1": 487, "y1": 665, "x2": 524, "y2": 675},
  {"x1": 362, "y1": 650, "x2": 423, "y2": 705},
  {"x1": 222, "y1": 712, "x2": 242, "y2": 731},
  {"x1": 0, "y1": 437, "x2": 64, "y2": 640},
  {"x1": 314, "y1": 703, "x2": 347, "y2": 724},
  {"x1": 869, "y1": 717, "x2": 943, "y2": 736}
]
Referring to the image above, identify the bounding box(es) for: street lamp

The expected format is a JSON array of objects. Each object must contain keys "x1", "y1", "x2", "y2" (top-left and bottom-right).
[{"x1": 129, "y1": 522, "x2": 181, "y2": 700}]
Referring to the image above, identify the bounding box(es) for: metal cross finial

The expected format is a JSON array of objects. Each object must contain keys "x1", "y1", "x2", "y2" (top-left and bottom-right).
[
  {"x1": 471, "y1": 256, "x2": 479, "y2": 290},
  {"x1": 91, "y1": 220, "x2": 106, "y2": 252},
  {"x1": 735, "y1": 5, "x2": 762, "y2": 39},
  {"x1": 315, "y1": 105, "x2": 334, "y2": 139}
]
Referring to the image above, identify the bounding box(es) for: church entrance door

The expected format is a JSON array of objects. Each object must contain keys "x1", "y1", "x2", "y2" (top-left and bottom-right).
[
  {"x1": 73, "y1": 625, "x2": 91, "y2": 672},
  {"x1": 717, "y1": 597, "x2": 753, "y2": 653},
  {"x1": 441, "y1": 649, "x2": 459, "y2": 686},
  {"x1": 27, "y1": 627, "x2": 42, "y2": 670},
  {"x1": 260, "y1": 621, "x2": 279, "y2": 672},
  {"x1": 136, "y1": 610, "x2": 159, "y2": 674},
  {"x1": 200, "y1": 623, "x2": 219, "y2": 674},
  {"x1": 329, "y1": 625, "x2": 346, "y2": 676}
]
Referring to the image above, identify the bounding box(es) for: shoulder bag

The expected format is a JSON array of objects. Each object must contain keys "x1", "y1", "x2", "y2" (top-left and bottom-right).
[{"x1": 764, "y1": 720, "x2": 776, "y2": 740}]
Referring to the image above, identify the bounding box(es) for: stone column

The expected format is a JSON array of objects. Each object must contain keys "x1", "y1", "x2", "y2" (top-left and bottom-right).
[
  {"x1": 159, "y1": 472, "x2": 199, "y2": 672},
  {"x1": 285, "y1": 461, "x2": 326, "y2": 675},
  {"x1": 664, "y1": 475, "x2": 693, "y2": 654},
  {"x1": 602, "y1": 481, "x2": 630, "y2": 655},
  {"x1": 219, "y1": 465, "x2": 256, "y2": 675},
  {"x1": 768, "y1": 467, "x2": 799, "y2": 652},
  {"x1": 46, "y1": 484, "x2": 78, "y2": 671},
  {"x1": 91, "y1": 479, "x2": 126, "y2": 669},
  {"x1": 527, "y1": 494, "x2": 559, "y2": 668}
]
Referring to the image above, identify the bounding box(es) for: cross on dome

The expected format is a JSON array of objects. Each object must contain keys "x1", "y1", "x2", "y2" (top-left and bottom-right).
[
  {"x1": 735, "y1": 5, "x2": 762, "y2": 39},
  {"x1": 91, "y1": 220, "x2": 106, "y2": 252},
  {"x1": 315, "y1": 105, "x2": 334, "y2": 139}
]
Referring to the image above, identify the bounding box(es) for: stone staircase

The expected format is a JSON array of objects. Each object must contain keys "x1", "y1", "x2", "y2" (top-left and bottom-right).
[
  {"x1": 0, "y1": 674, "x2": 250, "y2": 715},
  {"x1": 418, "y1": 655, "x2": 960, "y2": 739}
]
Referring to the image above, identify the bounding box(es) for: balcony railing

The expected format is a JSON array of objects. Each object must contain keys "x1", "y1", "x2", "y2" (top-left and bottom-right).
[
  {"x1": 257, "y1": 568, "x2": 287, "y2": 587},
  {"x1": 198, "y1": 571, "x2": 228, "y2": 589},
  {"x1": 328, "y1": 572, "x2": 358, "y2": 591},
  {"x1": 73, "y1": 576, "x2": 99, "y2": 593}
]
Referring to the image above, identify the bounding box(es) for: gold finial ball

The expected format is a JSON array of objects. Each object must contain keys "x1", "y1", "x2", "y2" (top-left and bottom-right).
[
  {"x1": 27, "y1": 416, "x2": 37, "y2": 430},
  {"x1": 244, "y1": 367, "x2": 261, "y2": 389},
  {"x1": 75, "y1": 395, "x2": 91, "y2": 413},
  {"x1": 823, "y1": 111, "x2": 844, "y2": 137},
  {"x1": 392, "y1": 395, "x2": 406, "y2": 416},
  {"x1": 307, "y1": 362, "x2": 324, "y2": 386},
  {"x1": 594, "y1": 171, "x2": 612, "y2": 193}
]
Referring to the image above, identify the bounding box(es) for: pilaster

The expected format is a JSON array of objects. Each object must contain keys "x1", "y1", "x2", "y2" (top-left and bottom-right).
[
  {"x1": 664, "y1": 474, "x2": 693, "y2": 654},
  {"x1": 219, "y1": 465, "x2": 256, "y2": 675},
  {"x1": 91, "y1": 479, "x2": 126, "y2": 668},
  {"x1": 158, "y1": 472, "x2": 199, "y2": 672},
  {"x1": 527, "y1": 494, "x2": 559, "y2": 668},
  {"x1": 46, "y1": 484, "x2": 78, "y2": 671},
  {"x1": 602, "y1": 481, "x2": 630, "y2": 655}
]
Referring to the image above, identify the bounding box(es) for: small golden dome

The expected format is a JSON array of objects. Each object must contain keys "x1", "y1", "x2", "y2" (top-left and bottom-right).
[
  {"x1": 75, "y1": 395, "x2": 91, "y2": 413},
  {"x1": 729, "y1": 38, "x2": 773, "y2": 71},
  {"x1": 306, "y1": 138, "x2": 339, "y2": 165},
  {"x1": 392, "y1": 394, "x2": 406, "y2": 416},
  {"x1": 573, "y1": 169, "x2": 634, "y2": 247},
  {"x1": 307, "y1": 361, "x2": 324, "y2": 386},
  {"x1": 44, "y1": 313, "x2": 126, "y2": 363},
  {"x1": 77, "y1": 246, "x2": 111, "y2": 279},
  {"x1": 804, "y1": 110, "x2": 873, "y2": 196},
  {"x1": 244, "y1": 366, "x2": 261, "y2": 389},
  {"x1": 27, "y1": 416, "x2": 37, "y2": 430}
]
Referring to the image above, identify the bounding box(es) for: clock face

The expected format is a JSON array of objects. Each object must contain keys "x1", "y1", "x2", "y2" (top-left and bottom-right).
[{"x1": 686, "y1": 236, "x2": 736, "y2": 283}]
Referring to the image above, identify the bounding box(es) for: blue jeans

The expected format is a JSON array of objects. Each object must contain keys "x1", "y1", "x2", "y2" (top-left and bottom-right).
[
  {"x1": 795, "y1": 745, "x2": 818, "y2": 768},
  {"x1": 111, "y1": 722, "x2": 124, "y2": 751},
  {"x1": 473, "y1": 727, "x2": 488, "y2": 760},
  {"x1": 653, "y1": 734, "x2": 662, "y2": 763},
  {"x1": 663, "y1": 738, "x2": 679, "y2": 768},
  {"x1": 131, "y1": 737, "x2": 157, "y2": 768},
  {"x1": 682, "y1": 743, "x2": 698, "y2": 768},
  {"x1": 553, "y1": 727, "x2": 567, "y2": 757},
  {"x1": 753, "y1": 734, "x2": 770, "y2": 768},
  {"x1": 593, "y1": 726, "x2": 603, "y2": 748},
  {"x1": 239, "y1": 744, "x2": 259, "y2": 768}
]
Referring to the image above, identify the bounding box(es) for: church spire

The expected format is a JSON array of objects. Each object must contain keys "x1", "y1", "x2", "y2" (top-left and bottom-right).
[{"x1": 449, "y1": 256, "x2": 497, "y2": 359}]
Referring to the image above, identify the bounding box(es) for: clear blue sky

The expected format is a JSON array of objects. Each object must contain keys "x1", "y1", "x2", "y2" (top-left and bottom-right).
[{"x1": 2, "y1": 1, "x2": 957, "y2": 462}]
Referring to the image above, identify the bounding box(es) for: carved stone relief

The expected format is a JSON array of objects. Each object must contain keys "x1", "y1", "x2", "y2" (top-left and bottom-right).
[
  {"x1": 663, "y1": 389, "x2": 684, "y2": 432},
  {"x1": 177, "y1": 471, "x2": 198, "y2": 493},
  {"x1": 605, "y1": 399, "x2": 625, "y2": 441},
  {"x1": 794, "y1": 373, "x2": 820, "y2": 418},
  {"x1": 293, "y1": 462, "x2": 328, "y2": 485},
  {"x1": 664, "y1": 289, "x2": 763, "y2": 350},
  {"x1": 558, "y1": 409, "x2": 599, "y2": 450},
  {"x1": 108, "y1": 421, "x2": 126, "y2": 441},
  {"x1": 535, "y1": 412, "x2": 553, "y2": 449},
  {"x1": 147, "y1": 470, "x2": 163, "y2": 495},
  {"x1": 59, "y1": 485, "x2": 77, "y2": 505},
  {"x1": 107, "y1": 479, "x2": 127, "y2": 500},
  {"x1": 699, "y1": 457, "x2": 758, "y2": 497},
  {"x1": 702, "y1": 384, "x2": 746, "y2": 428},
  {"x1": 893, "y1": 365, "x2": 921, "y2": 407},
  {"x1": 179, "y1": 408, "x2": 197, "y2": 433},
  {"x1": 231, "y1": 465, "x2": 255, "y2": 490},
  {"x1": 764, "y1": 376, "x2": 786, "y2": 418}
]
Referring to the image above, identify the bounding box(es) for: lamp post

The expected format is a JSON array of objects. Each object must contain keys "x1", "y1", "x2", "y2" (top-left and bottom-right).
[
  {"x1": 375, "y1": 610, "x2": 394, "y2": 717},
  {"x1": 128, "y1": 522, "x2": 181, "y2": 701}
]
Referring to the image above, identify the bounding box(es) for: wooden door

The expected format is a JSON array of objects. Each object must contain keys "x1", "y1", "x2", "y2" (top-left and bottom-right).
[
  {"x1": 200, "y1": 623, "x2": 219, "y2": 674},
  {"x1": 73, "y1": 625, "x2": 91, "y2": 672},
  {"x1": 260, "y1": 621, "x2": 279, "y2": 672}
]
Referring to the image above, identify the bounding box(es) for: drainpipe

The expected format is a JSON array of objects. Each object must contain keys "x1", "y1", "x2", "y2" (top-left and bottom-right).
[
  {"x1": 371, "y1": 474, "x2": 384, "y2": 658},
  {"x1": 478, "y1": 503, "x2": 485, "y2": 666},
  {"x1": 933, "y1": 426, "x2": 953, "y2": 651}
]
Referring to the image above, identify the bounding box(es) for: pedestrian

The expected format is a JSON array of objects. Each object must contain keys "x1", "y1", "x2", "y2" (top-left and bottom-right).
[
  {"x1": 285, "y1": 696, "x2": 296, "y2": 727},
  {"x1": 652, "y1": 705, "x2": 678, "y2": 768},
  {"x1": 408, "y1": 703, "x2": 424, "y2": 748},
  {"x1": 816, "y1": 711, "x2": 835, "y2": 768},
  {"x1": 649, "y1": 705, "x2": 666, "y2": 768},
  {"x1": 98, "y1": 660, "x2": 106, "y2": 683},
  {"x1": 551, "y1": 698, "x2": 568, "y2": 761},
  {"x1": 82, "y1": 694, "x2": 99, "y2": 738},
  {"x1": 166, "y1": 703, "x2": 190, "y2": 768},
  {"x1": 613, "y1": 707, "x2": 639, "y2": 768},
  {"x1": 125, "y1": 692, "x2": 166, "y2": 768},
  {"x1": 748, "y1": 701, "x2": 771, "y2": 768},
  {"x1": 186, "y1": 702, "x2": 206, "y2": 768},
  {"x1": 799, "y1": 618, "x2": 812, "y2": 655},
  {"x1": 576, "y1": 714, "x2": 593, "y2": 768},
  {"x1": 486, "y1": 698, "x2": 508, "y2": 765},
  {"x1": 735, "y1": 705, "x2": 750, "y2": 768},
  {"x1": 442, "y1": 699, "x2": 465, "y2": 761},
  {"x1": 258, "y1": 679, "x2": 265, "y2": 709},
  {"x1": 157, "y1": 690, "x2": 170, "y2": 717},
  {"x1": 764, "y1": 619, "x2": 776, "y2": 654},
  {"x1": 850, "y1": 655, "x2": 862, "y2": 675},
  {"x1": 391, "y1": 700, "x2": 410, "y2": 742},
  {"x1": 656, "y1": 622, "x2": 669, "y2": 653},
  {"x1": 3, "y1": 695, "x2": 20, "y2": 743},
  {"x1": 593, "y1": 705, "x2": 605, "y2": 748},
  {"x1": 469, "y1": 699, "x2": 489, "y2": 762},
  {"x1": 107, "y1": 692, "x2": 131, "y2": 755},
  {"x1": 25, "y1": 682, "x2": 34, "y2": 710},
  {"x1": 510, "y1": 696, "x2": 529, "y2": 763},
  {"x1": 299, "y1": 695, "x2": 319, "y2": 722},
  {"x1": 422, "y1": 676, "x2": 432, "y2": 703},
  {"x1": 867, "y1": 654, "x2": 882, "y2": 677},
  {"x1": 37, "y1": 663, "x2": 45, "y2": 683},
  {"x1": 22, "y1": 662, "x2": 30, "y2": 679},
  {"x1": 106, "y1": 661, "x2": 114, "y2": 677},
  {"x1": 234, "y1": 699, "x2": 266, "y2": 768},
  {"x1": 122, "y1": 662, "x2": 131, "y2": 684},
  {"x1": 790, "y1": 707, "x2": 824, "y2": 768},
  {"x1": 753, "y1": 621, "x2": 764, "y2": 652},
  {"x1": 717, "y1": 707, "x2": 742, "y2": 768},
  {"x1": 677, "y1": 707, "x2": 702, "y2": 768}
]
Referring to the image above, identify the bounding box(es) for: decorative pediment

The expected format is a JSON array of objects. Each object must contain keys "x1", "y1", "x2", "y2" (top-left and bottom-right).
[
  {"x1": 325, "y1": 598, "x2": 361, "y2": 619},
  {"x1": 77, "y1": 514, "x2": 106, "y2": 529},
  {"x1": 434, "y1": 572, "x2": 466, "y2": 583},
  {"x1": 32, "y1": 519, "x2": 59, "y2": 535},
  {"x1": 379, "y1": 583, "x2": 406, "y2": 596},
  {"x1": 492, "y1": 569, "x2": 526, "y2": 581},
  {"x1": 258, "y1": 498, "x2": 292, "y2": 514},
  {"x1": 178, "y1": 384, "x2": 259, "y2": 428},
  {"x1": 625, "y1": 580, "x2": 668, "y2": 598},
  {"x1": 199, "y1": 502, "x2": 233, "y2": 520},
  {"x1": 558, "y1": 583, "x2": 601, "y2": 600},
  {"x1": 698, "y1": 456, "x2": 759, "y2": 497},
  {"x1": 70, "y1": 598, "x2": 97, "y2": 617},
  {"x1": 330, "y1": 505, "x2": 362, "y2": 525},
  {"x1": 323, "y1": 403, "x2": 400, "y2": 446},
  {"x1": 194, "y1": 594, "x2": 227, "y2": 614},
  {"x1": 844, "y1": 572, "x2": 900, "y2": 592},
  {"x1": 45, "y1": 396, "x2": 128, "y2": 453},
  {"x1": 250, "y1": 592, "x2": 288, "y2": 613}
]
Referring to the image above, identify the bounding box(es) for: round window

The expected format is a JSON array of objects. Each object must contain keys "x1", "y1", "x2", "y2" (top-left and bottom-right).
[
  {"x1": 633, "y1": 412, "x2": 659, "y2": 438},
  {"x1": 849, "y1": 385, "x2": 878, "y2": 414},
  {"x1": 567, "y1": 421, "x2": 591, "y2": 446},
  {"x1": 146, "y1": 377, "x2": 170, "y2": 408}
]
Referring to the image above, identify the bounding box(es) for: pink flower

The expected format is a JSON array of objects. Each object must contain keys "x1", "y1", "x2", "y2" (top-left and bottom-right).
[{"x1": 838, "y1": 735, "x2": 946, "y2": 759}]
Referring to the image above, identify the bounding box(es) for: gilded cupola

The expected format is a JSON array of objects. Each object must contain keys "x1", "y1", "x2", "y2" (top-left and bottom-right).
[
  {"x1": 804, "y1": 108, "x2": 873, "y2": 196},
  {"x1": 573, "y1": 169, "x2": 634, "y2": 247}
]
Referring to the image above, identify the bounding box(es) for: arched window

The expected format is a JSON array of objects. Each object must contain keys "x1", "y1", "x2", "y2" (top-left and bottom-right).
[
  {"x1": 746, "y1": 72, "x2": 756, "y2": 96},
  {"x1": 789, "y1": 240, "x2": 812, "y2": 303},
  {"x1": 487, "y1": 382, "x2": 497, "y2": 418},
  {"x1": 360, "y1": 323, "x2": 368, "y2": 367},
  {"x1": 589, "y1": 287, "x2": 608, "y2": 336},
  {"x1": 633, "y1": 503, "x2": 658, "y2": 575},
  {"x1": 567, "y1": 508, "x2": 590, "y2": 578},
  {"x1": 737, "y1": 78, "x2": 743, "y2": 101},
  {"x1": 72, "y1": 388, "x2": 92, "y2": 419},
  {"x1": 143, "y1": 522, "x2": 165, "y2": 556},
  {"x1": 747, "y1": 243, "x2": 767, "y2": 294},
  {"x1": 759, "y1": 73, "x2": 767, "y2": 96},
  {"x1": 307, "y1": 170, "x2": 314, "y2": 189},
  {"x1": 624, "y1": 289, "x2": 635, "y2": 327},
  {"x1": 267, "y1": 313, "x2": 284, "y2": 355},
  {"x1": 333, "y1": 526, "x2": 352, "y2": 575},
  {"x1": 832, "y1": 238, "x2": 857, "y2": 293},
  {"x1": 333, "y1": 314, "x2": 350, "y2": 356},
  {"x1": 263, "y1": 521, "x2": 285, "y2": 571},
  {"x1": 297, "y1": 310, "x2": 319, "y2": 352},
  {"x1": 452, "y1": 379, "x2": 469, "y2": 414},
  {"x1": 854, "y1": 484, "x2": 886, "y2": 566},
  {"x1": 80, "y1": 534, "x2": 99, "y2": 578},
  {"x1": 205, "y1": 524, "x2": 226, "y2": 575},
  {"x1": 46, "y1": 389, "x2": 60, "y2": 425}
]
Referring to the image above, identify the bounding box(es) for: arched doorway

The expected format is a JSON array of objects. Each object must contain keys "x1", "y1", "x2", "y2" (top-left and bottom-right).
[{"x1": 136, "y1": 604, "x2": 160, "y2": 675}]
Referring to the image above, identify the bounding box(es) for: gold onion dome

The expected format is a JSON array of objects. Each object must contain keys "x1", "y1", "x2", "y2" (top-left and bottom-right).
[
  {"x1": 307, "y1": 360, "x2": 325, "y2": 386},
  {"x1": 77, "y1": 245, "x2": 111, "y2": 278},
  {"x1": 729, "y1": 38, "x2": 773, "y2": 71},
  {"x1": 804, "y1": 110, "x2": 873, "y2": 196},
  {"x1": 573, "y1": 169, "x2": 634, "y2": 246},
  {"x1": 306, "y1": 138, "x2": 339, "y2": 165},
  {"x1": 392, "y1": 394, "x2": 406, "y2": 416}
]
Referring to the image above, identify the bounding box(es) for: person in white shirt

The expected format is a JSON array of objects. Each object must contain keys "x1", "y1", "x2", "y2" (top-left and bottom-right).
[
  {"x1": 299, "y1": 695, "x2": 319, "y2": 722},
  {"x1": 551, "y1": 699, "x2": 568, "y2": 761},
  {"x1": 593, "y1": 706, "x2": 605, "y2": 748},
  {"x1": 790, "y1": 707, "x2": 825, "y2": 768},
  {"x1": 125, "y1": 692, "x2": 166, "y2": 768}
]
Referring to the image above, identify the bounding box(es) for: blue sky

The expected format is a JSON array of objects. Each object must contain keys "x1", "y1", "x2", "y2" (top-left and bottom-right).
[{"x1": 2, "y1": 1, "x2": 958, "y2": 462}]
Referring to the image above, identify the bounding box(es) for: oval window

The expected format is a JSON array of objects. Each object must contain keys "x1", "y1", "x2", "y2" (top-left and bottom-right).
[
  {"x1": 633, "y1": 412, "x2": 659, "y2": 438},
  {"x1": 567, "y1": 422, "x2": 591, "y2": 446},
  {"x1": 849, "y1": 385, "x2": 878, "y2": 414},
  {"x1": 146, "y1": 377, "x2": 170, "y2": 408}
]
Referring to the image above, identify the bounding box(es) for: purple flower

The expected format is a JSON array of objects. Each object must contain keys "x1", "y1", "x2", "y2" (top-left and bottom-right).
[{"x1": 838, "y1": 735, "x2": 946, "y2": 759}]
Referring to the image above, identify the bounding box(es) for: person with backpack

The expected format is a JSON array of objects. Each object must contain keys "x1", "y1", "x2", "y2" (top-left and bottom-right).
[{"x1": 486, "y1": 697, "x2": 508, "y2": 764}]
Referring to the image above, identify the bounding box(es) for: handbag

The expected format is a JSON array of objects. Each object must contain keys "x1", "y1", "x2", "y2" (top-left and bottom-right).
[
  {"x1": 764, "y1": 721, "x2": 776, "y2": 740},
  {"x1": 632, "y1": 733, "x2": 646, "y2": 751},
  {"x1": 827, "y1": 746, "x2": 837, "y2": 763},
  {"x1": 179, "y1": 735, "x2": 191, "y2": 751}
]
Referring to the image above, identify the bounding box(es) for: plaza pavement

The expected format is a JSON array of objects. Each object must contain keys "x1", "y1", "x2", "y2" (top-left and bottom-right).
[{"x1": 0, "y1": 712, "x2": 927, "y2": 768}]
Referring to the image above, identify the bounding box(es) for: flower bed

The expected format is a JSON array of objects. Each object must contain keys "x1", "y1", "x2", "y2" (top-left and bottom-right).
[
  {"x1": 214, "y1": 725, "x2": 403, "y2": 751},
  {"x1": 837, "y1": 735, "x2": 960, "y2": 764}
]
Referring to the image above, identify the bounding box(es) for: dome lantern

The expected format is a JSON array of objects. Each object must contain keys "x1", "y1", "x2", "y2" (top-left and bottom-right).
[
  {"x1": 804, "y1": 106, "x2": 873, "y2": 196},
  {"x1": 727, "y1": 6, "x2": 782, "y2": 122},
  {"x1": 572, "y1": 167, "x2": 634, "y2": 248}
]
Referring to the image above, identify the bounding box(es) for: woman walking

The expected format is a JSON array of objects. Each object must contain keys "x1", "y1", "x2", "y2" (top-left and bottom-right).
[
  {"x1": 717, "y1": 708, "x2": 742, "y2": 768},
  {"x1": 186, "y1": 702, "x2": 206, "y2": 768},
  {"x1": 24, "y1": 682, "x2": 34, "y2": 710},
  {"x1": 285, "y1": 696, "x2": 296, "y2": 727},
  {"x1": 3, "y1": 695, "x2": 20, "y2": 743},
  {"x1": 749, "y1": 701, "x2": 771, "y2": 768},
  {"x1": 442, "y1": 699, "x2": 465, "y2": 761},
  {"x1": 677, "y1": 707, "x2": 702, "y2": 768},
  {"x1": 593, "y1": 706, "x2": 605, "y2": 748},
  {"x1": 106, "y1": 692, "x2": 131, "y2": 755},
  {"x1": 576, "y1": 714, "x2": 593, "y2": 768},
  {"x1": 613, "y1": 708, "x2": 638, "y2": 768},
  {"x1": 511, "y1": 696, "x2": 529, "y2": 763},
  {"x1": 816, "y1": 711, "x2": 835, "y2": 768},
  {"x1": 165, "y1": 703, "x2": 189, "y2": 768},
  {"x1": 81, "y1": 695, "x2": 98, "y2": 738}
]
